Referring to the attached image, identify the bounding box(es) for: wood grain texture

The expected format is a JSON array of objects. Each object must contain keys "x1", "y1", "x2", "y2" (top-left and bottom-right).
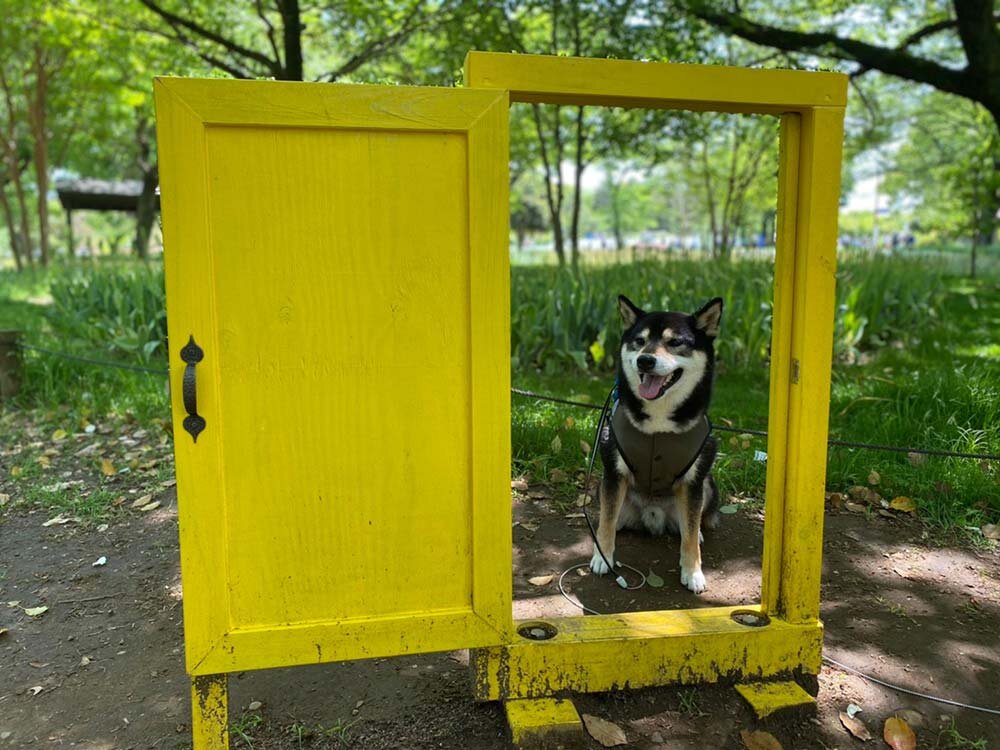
[
  {"x1": 779, "y1": 107, "x2": 844, "y2": 624},
  {"x1": 155, "y1": 79, "x2": 511, "y2": 676},
  {"x1": 472, "y1": 608, "x2": 824, "y2": 701},
  {"x1": 464, "y1": 51, "x2": 848, "y2": 114},
  {"x1": 761, "y1": 113, "x2": 801, "y2": 616}
]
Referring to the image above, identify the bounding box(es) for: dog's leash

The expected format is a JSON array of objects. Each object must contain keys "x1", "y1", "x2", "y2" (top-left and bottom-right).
[{"x1": 579, "y1": 384, "x2": 642, "y2": 590}]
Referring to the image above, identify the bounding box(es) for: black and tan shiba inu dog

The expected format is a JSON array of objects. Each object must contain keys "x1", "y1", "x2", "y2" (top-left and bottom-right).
[{"x1": 589, "y1": 295, "x2": 723, "y2": 593}]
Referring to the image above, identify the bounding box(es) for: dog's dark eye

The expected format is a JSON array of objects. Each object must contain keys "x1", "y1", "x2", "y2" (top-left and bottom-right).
[
  {"x1": 667, "y1": 338, "x2": 683, "y2": 347},
  {"x1": 634, "y1": 336, "x2": 646, "y2": 346}
]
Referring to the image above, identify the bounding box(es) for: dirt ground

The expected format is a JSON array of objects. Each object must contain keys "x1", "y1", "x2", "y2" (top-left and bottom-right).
[{"x1": 1, "y1": 479, "x2": 998, "y2": 749}]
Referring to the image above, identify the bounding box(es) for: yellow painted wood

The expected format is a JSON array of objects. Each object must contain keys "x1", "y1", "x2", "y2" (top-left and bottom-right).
[
  {"x1": 735, "y1": 681, "x2": 816, "y2": 718},
  {"x1": 154, "y1": 78, "x2": 512, "y2": 677},
  {"x1": 191, "y1": 674, "x2": 229, "y2": 750},
  {"x1": 464, "y1": 51, "x2": 848, "y2": 114},
  {"x1": 760, "y1": 114, "x2": 801, "y2": 616},
  {"x1": 471, "y1": 608, "x2": 823, "y2": 701},
  {"x1": 505, "y1": 698, "x2": 583, "y2": 748},
  {"x1": 779, "y1": 107, "x2": 845, "y2": 624}
]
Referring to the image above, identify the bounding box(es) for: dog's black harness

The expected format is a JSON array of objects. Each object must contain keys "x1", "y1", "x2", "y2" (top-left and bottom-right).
[{"x1": 610, "y1": 403, "x2": 711, "y2": 495}]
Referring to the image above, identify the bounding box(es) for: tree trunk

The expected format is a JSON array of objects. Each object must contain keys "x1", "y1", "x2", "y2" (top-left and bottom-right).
[
  {"x1": 30, "y1": 44, "x2": 49, "y2": 265},
  {"x1": 9, "y1": 166, "x2": 33, "y2": 266},
  {"x1": 278, "y1": 0, "x2": 303, "y2": 80},
  {"x1": 569, "y1": 106, "x2": 586, "y2": 268},
  {"x1": 135, "y1": 165, "x2": 158, "y2": 259},
  {"x1": 531, "y1": 104, "x2": 565, "y2": 266},
  {"x1": 0, "y1": 184, "x2": 23, "y2": 270}
]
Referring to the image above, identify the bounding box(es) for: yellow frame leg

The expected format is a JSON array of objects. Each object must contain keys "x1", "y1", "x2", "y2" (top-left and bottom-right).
[
  {"x1": 505, "y1": 698, "x2": 584, "y2": 749},
  {"x1": 191, "y1": 674, "x2": 229, "y2": 750}
]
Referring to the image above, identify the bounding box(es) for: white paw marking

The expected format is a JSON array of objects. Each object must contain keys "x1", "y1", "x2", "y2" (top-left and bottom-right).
[
  {"x1": 680, "y1": 567, "x2": 707, "y2": 594},
  {"x1": 590, "y1": 548, "x2": 614, "y2": 575}
]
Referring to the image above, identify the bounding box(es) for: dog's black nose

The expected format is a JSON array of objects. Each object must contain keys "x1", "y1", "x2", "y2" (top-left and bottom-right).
[{"x1": 637, "y1": 354, "x2": 657, "y2": 372}]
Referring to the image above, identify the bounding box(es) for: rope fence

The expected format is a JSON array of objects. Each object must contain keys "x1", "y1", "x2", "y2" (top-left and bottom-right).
[{"x1": 14, "y1": 344, "x2": 999, "y2": 462}]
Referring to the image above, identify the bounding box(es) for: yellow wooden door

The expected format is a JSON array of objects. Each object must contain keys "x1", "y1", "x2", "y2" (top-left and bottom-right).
[{"x1": 155, "y1": 79, "x2": 511, "y2": 675}]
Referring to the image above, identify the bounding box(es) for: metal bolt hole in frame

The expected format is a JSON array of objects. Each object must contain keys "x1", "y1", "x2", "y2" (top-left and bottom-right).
[{"x1": 154, "y1": 51, "x2": 845, "y2": 750}]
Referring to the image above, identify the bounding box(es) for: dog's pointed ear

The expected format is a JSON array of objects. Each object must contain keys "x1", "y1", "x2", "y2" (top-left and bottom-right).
[
  {"x1": 618, "y1": 295, "x2": 643, "y2": 328},
  {"x1": 694, "y1": 298, "x2": 723, "y2": 338}
]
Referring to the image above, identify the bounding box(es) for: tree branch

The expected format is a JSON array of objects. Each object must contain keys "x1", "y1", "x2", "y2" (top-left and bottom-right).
[
  {"x1": 684, "y1": 1, "x2": 980, "y2": 103},
  {"x1": 320, "y1": 1, "x2": 427, "y2": 81},
  {"x1": 254, "y1": 0, "x2": 282, "y2": 66},
  {"x1": 137, "y1": 0, "x2": 278, "y2": 73}
]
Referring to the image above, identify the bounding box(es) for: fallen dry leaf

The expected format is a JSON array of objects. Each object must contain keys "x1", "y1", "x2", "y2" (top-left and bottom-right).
[
  {"x1": 131, "y1": 494, "x2": 152, "y2": 508},
  {"x1": 24, "y1": 606, "x2": 48, "y2": 617},
  {"x1": 10, "y1": 466, "x2": 22, "y2": 477},
  {"x1": 140, "y1": 501, "x2": 161, "y2": 512},
  {"x1": 580, "y1": 440, "x2": 591, "y2": 455},
  {"x1": 511, "y1": 477, "x2": 529, "y2": 491},
  {"x1": 549, "y1": 468, "x2": 568, "y2": 483},
  {"x1": 868, "y1": 470, "x2": 880, "y2": 485},
  {"x1": 907, "y1": 451, "x2": 926, "y2": 467},
  {"x1": 839, "y1": 711, "x2": 872, "y2": 741},
  {"x1": 51, "y1": 429, "x2": 67, "y2": 441},
  {"x1": 42, "y1": 514, "x2": 71, "y2": 527},
  {"x1": 982, "y1": 524, "x2": 1000, "y2": 541},
  {"x1": 845, "y1": 502, "x2": 867, "y2": 513},
  {"x1": 581, "y1": 714, "x2": 627, "y2": 747},
  {"x1": 550, "y1": 435, "x2": 562, "y2": 453},
  {"x1": 36, "y1": 455, "x2": 51, "y2": 468},
  {"x1": 827, "y1": 492, "x2": 845, "y2": 509},
  {"x1": 100, "y1": 459, "x2": 115, "y2": 477},
  {"x1": 883, "y1": 717, "x2": 916, "y2": 750},
  {"x1": 890, "y1": 496, "x2": 916, "y2": 513},
  {"x1": 740, "y1": 729, "x2": 783, "y2": 750},
  {"x1": 564, "y1": 416, "x2": 575, "y2": 429},
  {"x1": 528, "y1": 574, "x2": 555, "y2": 587}
]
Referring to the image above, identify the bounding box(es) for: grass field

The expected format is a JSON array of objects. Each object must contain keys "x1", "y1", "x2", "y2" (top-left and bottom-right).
[{"x1": 1, "y1": 250, "x2": 997, "y2": 534}]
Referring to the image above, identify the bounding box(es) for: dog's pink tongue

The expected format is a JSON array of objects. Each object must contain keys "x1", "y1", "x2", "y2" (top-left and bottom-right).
[{"x1": 639, "y1": 374, "x2": 666, "y2": 399}]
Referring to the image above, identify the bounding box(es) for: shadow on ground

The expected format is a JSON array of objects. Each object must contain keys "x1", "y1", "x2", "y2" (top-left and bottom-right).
[{"x1": 1, "y1": 487, "x2": 997, "y2": 749}]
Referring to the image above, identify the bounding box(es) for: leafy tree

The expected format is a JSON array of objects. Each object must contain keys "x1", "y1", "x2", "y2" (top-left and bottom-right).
[
  {"x1": 133, "y1": 0, "x2": 447, "y2": 82},
  {"x1": 461, "y1": 0, "x2": 695, "y2": 267},
  {"x1": 681, "y1": 0, "x2": 1000, "y2": 249},
  {"x1": 884, "y1": 93, "x2": 999, "y2": 275}
]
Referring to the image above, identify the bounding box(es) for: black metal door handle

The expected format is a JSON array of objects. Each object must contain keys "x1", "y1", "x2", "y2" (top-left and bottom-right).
[{"x1": 180, "y1": 335, "x2": 206, "y2": 442}]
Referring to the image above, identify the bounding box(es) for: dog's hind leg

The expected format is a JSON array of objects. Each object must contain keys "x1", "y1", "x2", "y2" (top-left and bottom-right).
[
  {"x1": 675, "y1": 483, "x2": 707, "y2": 593},
  {"x1": 701, "y1": 475, "x2": 721, "y2": 531},
  {"x1": 590, "y1": 474, "x2": 628, "y2": 575}
]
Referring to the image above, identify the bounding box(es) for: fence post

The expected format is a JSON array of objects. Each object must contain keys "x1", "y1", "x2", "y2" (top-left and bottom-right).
[{"x1": 0, "y1": 330, "x2": 23, "y2": 400}]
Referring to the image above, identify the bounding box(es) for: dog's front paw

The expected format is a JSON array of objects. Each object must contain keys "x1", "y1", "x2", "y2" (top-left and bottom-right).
[
  {"x1": 590, "y1": 547, "x2": 615, "y2": 575},
  {"x1": 680, "y1": 567, "x2": 707, "y2": 594}
]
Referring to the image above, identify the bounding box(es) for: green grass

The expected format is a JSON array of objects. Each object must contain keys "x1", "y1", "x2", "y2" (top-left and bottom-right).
[
  {"x1": 934, "y1": 718, "x2": 988, "y2": 750},
  {"x1": 2, "y1": 254, "x2": 997, "y2": 533},
  {"x1": 512, "y1": 274, "x2": 999, "y2": 533},
  {"x1": 0, "y1": 259, "x2": 169, "y2": 426}
]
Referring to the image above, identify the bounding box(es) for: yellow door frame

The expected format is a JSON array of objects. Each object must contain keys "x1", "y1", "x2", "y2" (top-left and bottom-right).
[
  {"x1": 157, "y1": 52, "x2": 846, "y2": 749},
  {"x1": 463, "y1": 51, "x2": 846, "y2": 700}
]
